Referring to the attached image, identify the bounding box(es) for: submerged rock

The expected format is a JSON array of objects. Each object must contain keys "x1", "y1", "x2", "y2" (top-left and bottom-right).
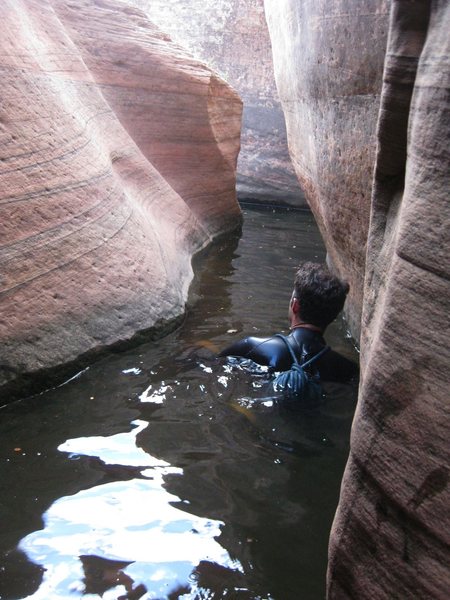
[{"x1": 0, "y1": 0, "x2": 242, "y2": 402}]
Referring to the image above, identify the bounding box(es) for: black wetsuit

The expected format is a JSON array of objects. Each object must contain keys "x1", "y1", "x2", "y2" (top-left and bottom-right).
[{"x1": 219, "y1": 328, "x2": 358, "y2": 383}]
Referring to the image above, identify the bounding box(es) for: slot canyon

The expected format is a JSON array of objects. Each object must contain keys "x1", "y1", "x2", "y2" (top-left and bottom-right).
[{"x1": 0, "y1": 0, "x2": 448, "y2": 598}]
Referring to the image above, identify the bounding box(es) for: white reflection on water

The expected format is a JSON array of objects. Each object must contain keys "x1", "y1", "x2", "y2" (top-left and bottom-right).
[
  {"x1": 217, "y1": 375, "x2": 229, "y2": 388},
  {"x1": 19, "y1": 420, "x2": 241, "y2": 598},
  {"x1": 20, "y1": 479, "x2": 230, "y2": 564},
  {"x1": 139, "y1": 383, "x2": 172, "y2": 404},
  {"x1": 58, "y1": 420, "x2": 167, "y2": 467},
  {"x1": 122, "y1": 367, "x2": 142, "y2": 375}
]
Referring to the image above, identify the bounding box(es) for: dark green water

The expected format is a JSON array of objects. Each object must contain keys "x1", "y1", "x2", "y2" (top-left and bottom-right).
[{"x1": 0, "y1": 206, "x2": 358, "y2": 600}]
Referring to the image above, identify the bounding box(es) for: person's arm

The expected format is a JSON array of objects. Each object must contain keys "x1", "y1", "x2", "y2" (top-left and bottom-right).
[
  {"x1": 219, "y1": 335, "x2": 287, "y2": 370},
  {"x1": 218, "y1": 337, "x2": 254, "y2": 358}
]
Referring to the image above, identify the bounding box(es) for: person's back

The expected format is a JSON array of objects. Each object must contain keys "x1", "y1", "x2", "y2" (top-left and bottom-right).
[{"x1": 219, "y1": 262, "x2": 358, "y2": 383}]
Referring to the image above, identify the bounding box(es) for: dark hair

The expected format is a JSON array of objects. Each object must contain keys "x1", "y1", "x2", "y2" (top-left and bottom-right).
[{"x1": 293, "y1": 262, "x2": 349, "y2": 329}]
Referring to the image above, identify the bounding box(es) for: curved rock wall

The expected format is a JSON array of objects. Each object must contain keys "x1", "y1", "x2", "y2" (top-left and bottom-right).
[
  {"x1": 328, "y1": 1, "x2": 450, "y2": 597},
  {"x1": 265, "y1": 0, "x2": 449, "y2": 596},
  {"x1": 133, "y1": 0, "x2": 305, "y2": 205},
  {"x1": 264, "y1": 0, "x2": 390, "y2": 335},
  {"x1": 0, "y1": 0, "x2": 242, "y2": 402}
]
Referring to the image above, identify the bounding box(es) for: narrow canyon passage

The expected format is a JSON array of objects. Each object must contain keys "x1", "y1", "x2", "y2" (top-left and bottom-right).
[
  {"x1": 0, "y1": 206, "x2": 358, "y2": 600},
  {"x1": 1, "y1": 1, "x2": 448, "y2": 598}
]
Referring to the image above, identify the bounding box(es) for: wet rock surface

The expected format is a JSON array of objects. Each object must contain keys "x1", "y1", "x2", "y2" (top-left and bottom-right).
[
  {"x1": 0, "y1": 0, "x2": 242, "y2": 402},
  {"x1": 264, "y1": 0, "x2": 390, "y2": 335},
  {"x1": 134, "y1": 0, "x2": 305, "y2": 205},
  {"x1": 265, "y1": 0, "x2": 449, "y2": 597},
  {"x1": 328, "y1": 2, "x2": 450, "y2": 597}
]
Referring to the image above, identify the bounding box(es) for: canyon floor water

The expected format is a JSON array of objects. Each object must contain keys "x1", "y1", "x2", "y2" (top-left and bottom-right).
[{"x1": 0, "y1": 205, "x2": 359, "y2": 600}]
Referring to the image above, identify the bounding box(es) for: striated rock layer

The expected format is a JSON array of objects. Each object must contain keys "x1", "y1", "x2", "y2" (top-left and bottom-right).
[
  {"x1": 328, "y1": 1, "x2": 450, "y2": 597},
  {"x1": 264, "y1": 0, "x2": 390, "y2": 336},
  {"x1": 265, "y1": 0, "x2": 449, "y2": 596},
  {"x1": 134, "y1": 0, "x2": 305, "y2": 205},
  {"x1": 0, "y1": 0, "x2": 242, "y2": 403}
]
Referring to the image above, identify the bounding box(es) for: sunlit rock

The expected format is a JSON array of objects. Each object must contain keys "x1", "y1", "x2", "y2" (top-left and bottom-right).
[
  {"x1": 133, "y1": 0, "x2": 305, "y2": 205},
  {"x1": 264, "y1": 0, "x2": 390, "y2": 335},
  {"x1": 0, "y1": 0, "x2": 242, "y2": 401},
  {"x1": 328, "y1": 2, "x2": 450, "y2": 597}
]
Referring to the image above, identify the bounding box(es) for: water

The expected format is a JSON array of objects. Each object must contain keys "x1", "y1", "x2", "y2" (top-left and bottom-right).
[{"x1": 0, "y1": 206, "x2": 358, "y2": 600}]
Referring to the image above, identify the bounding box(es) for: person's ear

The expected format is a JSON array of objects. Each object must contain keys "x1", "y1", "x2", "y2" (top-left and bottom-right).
[{"x1": 291, "y1": 297, "x2": 300, "y2": 314}]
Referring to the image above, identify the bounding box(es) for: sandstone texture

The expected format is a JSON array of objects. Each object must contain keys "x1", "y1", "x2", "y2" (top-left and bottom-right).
[
  {"x1": 264, "y1": 0, "x2": 390, "y2": 336},
  {"x1": 133, "y1": 0, "x2": 305, "y2": 205},
  {"x1": 0, "y1": 0, "x2": 242, "y2": 402},
  {"x1": 327, "y1": 1, "x2": 450, "y2": 598},
  {"x1": 265, "y1": 0, "x2": 449, "y2": 596}
]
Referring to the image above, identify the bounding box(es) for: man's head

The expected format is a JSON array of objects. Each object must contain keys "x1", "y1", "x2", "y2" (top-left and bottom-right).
[{"x1": 290, "y1": 262, "x2": 349, "y2": 330}]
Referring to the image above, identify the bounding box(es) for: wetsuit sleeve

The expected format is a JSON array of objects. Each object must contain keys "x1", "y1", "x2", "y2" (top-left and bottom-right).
[
  {"x1": 218, "y1": 337, "x2": 254, "y2": 358},
  {"x1": 219, "y1": 336, "x2": 287, "y2": 369}
]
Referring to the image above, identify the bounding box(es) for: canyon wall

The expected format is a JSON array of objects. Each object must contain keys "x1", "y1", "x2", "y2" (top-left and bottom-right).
[
  {"x1": 133, "y1": 0, "x2": 305, "y2": 205},
  {"x1": 0, "y1": 0, "x2": 242, "y2": 403},
  {"x1": 264, "y1": 0, "x2": 390, "y2": 336},
  {"x1": 265, "y1": 0, "x2": 449, "y2": 597},
  {"x1": 328, "y1": 1, "x2": 450, "y2": 597}
]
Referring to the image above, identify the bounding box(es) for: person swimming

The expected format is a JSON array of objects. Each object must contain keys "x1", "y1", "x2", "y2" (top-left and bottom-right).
[{"x1": 219, "y1": 262, "x2": 358, "y2": 383}]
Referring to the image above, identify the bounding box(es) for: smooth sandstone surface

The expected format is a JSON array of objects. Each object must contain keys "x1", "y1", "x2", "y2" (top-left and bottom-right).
[
  {"x1": 133, "y1": 0, "x2": 305, "y2": 205},
  {"x1": 328, "y1": 1, "x2": 450, "y2": 597},
  {"x1": 265, "y1": 0, "x2": 449, "y2": 596},
  {"x1": 264, "y1": 0, "x2": 390, "y2": 336},
  {"x1": 0, "y1": 0, "x2": 242, "y2": 402}
]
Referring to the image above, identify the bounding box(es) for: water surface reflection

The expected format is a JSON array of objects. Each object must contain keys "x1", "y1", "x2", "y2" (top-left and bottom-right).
[{"x1": 0, "y1": 207, "x2": 358, "y2": 600}]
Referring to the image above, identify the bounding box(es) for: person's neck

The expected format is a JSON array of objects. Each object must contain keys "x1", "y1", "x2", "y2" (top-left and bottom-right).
[{"x1": 290, "y1": 321, "x2": 323, "y2": 334}]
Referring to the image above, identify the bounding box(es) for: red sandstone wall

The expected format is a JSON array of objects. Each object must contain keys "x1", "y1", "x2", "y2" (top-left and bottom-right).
[
  {"x1": 133, "y1": 0, "x2": 305, "y2": 205},
  {"x1": 264, "y1": 0, "x2": 390, "y2": 336},
  {"x1": 265, "y1": 1, "x2": 449, "y2": 596},
  {"x1": 0, "y1": 0, "x2": 242, "y2": 402},
  {"x1": 328, "y1": 2, "x2": 450, "y2": 597}
]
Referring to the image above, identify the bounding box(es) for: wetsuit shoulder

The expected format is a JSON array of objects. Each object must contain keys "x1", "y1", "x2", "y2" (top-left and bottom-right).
[
  {"x1": 219, "y1": 335, "x2": 288, "y2": 369},
  {"x1": 287, "y1": 329, "x2": 359, "y2": 383},
  {"x1": 218, "y1": 336, "x2": 261, "y2": 358}
]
